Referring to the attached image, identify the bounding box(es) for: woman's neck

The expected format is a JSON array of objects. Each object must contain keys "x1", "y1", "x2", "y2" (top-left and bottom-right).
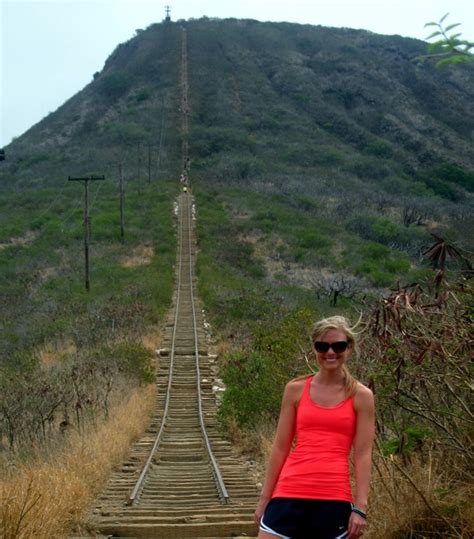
[{"x1": 314, "y1": 369, "x2": 345, "y2": 387}]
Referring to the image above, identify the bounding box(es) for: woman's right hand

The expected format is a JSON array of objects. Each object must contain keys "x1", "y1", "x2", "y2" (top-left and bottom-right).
[{"x1": 254, "y1": 496, "x2": 270, "y2": 525}]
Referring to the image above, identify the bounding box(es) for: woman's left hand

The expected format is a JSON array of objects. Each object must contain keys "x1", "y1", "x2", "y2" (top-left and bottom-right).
[{"x1": 347, "y1": 511, "x2": 367, "y2": 538}]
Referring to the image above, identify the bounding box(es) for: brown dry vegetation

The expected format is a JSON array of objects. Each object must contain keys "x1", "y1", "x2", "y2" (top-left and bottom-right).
[
  {"x1": 0, "y1": 385, "x2": 154, "y2": 539},
  {"x1": 37, "y1": 339, "x2": 77, "y2": 367},
  {"x1": 120, "y1": 244, "x2": 155, "y2": 268},
  {"x1": 0, "y1": 231, "x2": 39, "y2": 251}
]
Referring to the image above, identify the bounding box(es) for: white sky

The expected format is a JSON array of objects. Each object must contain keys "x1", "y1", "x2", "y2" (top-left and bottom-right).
[{"x1": 1, "y1": 0, "x2": 473, "y2": 147}]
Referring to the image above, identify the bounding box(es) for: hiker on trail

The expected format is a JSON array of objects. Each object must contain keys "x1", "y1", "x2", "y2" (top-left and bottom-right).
[{"x1": 255, "y1": 315, "x2": 375, "y2": 539}]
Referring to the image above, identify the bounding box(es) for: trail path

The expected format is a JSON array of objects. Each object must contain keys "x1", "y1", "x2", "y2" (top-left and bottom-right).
[
  {"x1": 87, "y1": 193, "x2": 259, "y2": 538},
  {"x1": 81, "y1": 25, "x2": 259, "y2": 539}
]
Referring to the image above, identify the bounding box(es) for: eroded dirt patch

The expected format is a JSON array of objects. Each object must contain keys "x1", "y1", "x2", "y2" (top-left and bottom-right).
[
  {"x1": 120, "y1": 244, "x2": 154, "y2": 267},
  {"x1": 0, "y1": 230, "x2": 39, "y2": 250}
]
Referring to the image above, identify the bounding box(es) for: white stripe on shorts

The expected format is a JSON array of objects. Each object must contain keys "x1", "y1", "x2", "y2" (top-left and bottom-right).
[
  {"x1": 334, "y1": 531, "x2": 349, "y2": 539},
  {"x1": 259, "y1": 517, "x2": 292, "y2": 539}
]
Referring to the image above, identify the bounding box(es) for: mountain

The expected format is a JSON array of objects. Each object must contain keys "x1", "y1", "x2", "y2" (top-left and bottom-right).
[
  {"x1": 4, "y1": 18, "x2": 474, "y2": 187},
  {"x1": 1, "y1": 17, "x2": 473, "y2": 357}
]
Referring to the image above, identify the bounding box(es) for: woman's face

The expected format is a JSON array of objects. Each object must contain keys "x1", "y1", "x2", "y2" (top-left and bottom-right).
[{"x1": 313, "y1": 329, "x2": 352, "y2": 371}]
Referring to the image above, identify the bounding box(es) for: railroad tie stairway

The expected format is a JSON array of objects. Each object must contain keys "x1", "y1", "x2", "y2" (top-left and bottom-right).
[{"x1": 88, "y1": 193, "x2": 259, "y2": 538}]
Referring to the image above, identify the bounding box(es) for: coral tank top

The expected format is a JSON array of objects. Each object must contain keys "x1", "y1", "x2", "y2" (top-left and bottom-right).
[{"x1": 272, "y1": 375, "x2": 356, "y2": 501}]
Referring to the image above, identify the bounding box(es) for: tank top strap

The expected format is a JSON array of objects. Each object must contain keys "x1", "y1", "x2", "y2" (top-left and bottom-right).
[{"x1": 299, "y1": 375, "x2": 314, "y2": 406}]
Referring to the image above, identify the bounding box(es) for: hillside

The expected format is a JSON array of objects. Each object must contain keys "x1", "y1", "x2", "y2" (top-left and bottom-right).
[
  {"x1": 1, "y1": 17, "x2": 473, "y2": 538},
  {"x1": 1, "y1": 16, "x2": 473, "y2": 352},
  {"x1": 1, "y1": 17, "x2": 473, "y2": 356}
]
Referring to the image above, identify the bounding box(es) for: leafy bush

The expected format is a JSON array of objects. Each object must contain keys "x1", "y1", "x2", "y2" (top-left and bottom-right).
[
  {"x1": 299, "y1": 230, "x2": 330, "y2": 250},
  {"x1": 220, "y1": 309, "x2": 314, "y2": 426},
  {"x1": 431, "y1": 163, "x2": 474, "y2": 192},
  {"x1": 346, "y1": 215, "x2": 420, "y2": 247},
  {"x1": 105, "y1": 122, "x2": 148, "y2": 144},
  {"x1": 96, "y1": 71, "x2": 131, "y2": 100},
  {"x1": 365, "y1": 140, "x2": 393, "y2": 157},
  {"x1": 351, "y1": 242, "x2": 411, "y2": 286}
]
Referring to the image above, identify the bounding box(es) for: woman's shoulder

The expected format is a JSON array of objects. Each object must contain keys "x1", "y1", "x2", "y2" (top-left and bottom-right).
[
  {"x1": 287, "y1": 374, "x2": 312, "y2": 389},
  {"x1": 353, "y1": 382, "x2": 374, "y2": 411},
  {"x1": 284, "y1": 375, "x2": 312, "y2": 402}
]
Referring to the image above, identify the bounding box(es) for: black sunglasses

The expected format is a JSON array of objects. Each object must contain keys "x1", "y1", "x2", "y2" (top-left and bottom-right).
[{"x1": 314, "y1": 341, "x2": 349, "y2": 354}]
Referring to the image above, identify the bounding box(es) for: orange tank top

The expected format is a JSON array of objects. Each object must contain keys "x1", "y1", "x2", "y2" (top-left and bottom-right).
[{"x1": 272, "y1": 375, "x2": 356, "y2": 501}]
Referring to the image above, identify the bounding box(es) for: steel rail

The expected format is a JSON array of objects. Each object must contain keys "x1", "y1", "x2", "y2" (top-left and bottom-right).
[
  {"x1": 184, "y1": 194, "x2": 230, "y2": 504},
  {"x1": 127, "y1": 195, "x2": 229, "y2": 506},
  {"x1": 126, "y1": 198, "x2": 184, "y2": 506}
]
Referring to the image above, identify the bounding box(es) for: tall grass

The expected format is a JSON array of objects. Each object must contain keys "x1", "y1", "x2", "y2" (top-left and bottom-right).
[
  {"x1": 369, "y1": 447, "x2": 473, "y2": 538},
  {"x1": 0, "y1": 385, "x2": 155, "y2": 539}
]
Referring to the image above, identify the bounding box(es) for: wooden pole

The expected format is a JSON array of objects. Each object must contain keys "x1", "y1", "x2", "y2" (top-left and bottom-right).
[
  {"x1": 148, "y1": 144, "x2": 152, "y2": 184},
  {"x1": 68, "y1": 175, "x2": 105, "y2": 291},
  {"x1": 119, "y1": 163, "x2": 125, "y2": 243}
]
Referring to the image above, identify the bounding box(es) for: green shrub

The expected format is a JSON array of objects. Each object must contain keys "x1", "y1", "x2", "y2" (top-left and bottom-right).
[
  {"x1": 299, "y1": 230, "x2": 330, "y2": 250},
  {"x1": 96, "y1": 71, "x2": 131, "y2": 100},
  {"x1": 381, "y1": 425, "x2": 433, "y2": 456},
  {"x1": 430, "y1": 163, "x2": 474, "y2": 192},
  {"x1": 365, "y1": 140, "x2": 392, "y2": 157},
  {"x1": 220, "y1": 309, "x2": 314, "y2": 426},
  {"x1": 346, "y1": 215, "x2": 415, "y2": 246},
  {"x1": 353, "y1": 242, "x2": 412, "y2": 286}
]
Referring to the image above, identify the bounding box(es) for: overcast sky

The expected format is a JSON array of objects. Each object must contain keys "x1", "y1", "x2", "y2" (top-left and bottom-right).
[{"x1": 1, "y1": 0, "x2": 473, "y2": 147}]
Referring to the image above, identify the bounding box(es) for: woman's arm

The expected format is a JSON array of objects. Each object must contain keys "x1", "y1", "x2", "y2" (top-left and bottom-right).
[
  {"x1": 348, "y1": 384, "x2": 375, "y2": 539},
  {"x1": 254, "y1": 379, "x2": 302, "y2": 523}
]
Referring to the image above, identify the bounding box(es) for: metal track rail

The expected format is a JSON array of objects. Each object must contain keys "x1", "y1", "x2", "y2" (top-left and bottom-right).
[
  {"x1": 127, "y1": 194, "x2": 228, "y2": 506},
  {"x1": 185, "y1": 197, "x2": 229, "y2": 504}
]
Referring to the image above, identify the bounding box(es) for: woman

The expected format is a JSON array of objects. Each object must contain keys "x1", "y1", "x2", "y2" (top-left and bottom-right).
[{"x1": 255, "y1": 316, "x2": 375, "y2": 539}]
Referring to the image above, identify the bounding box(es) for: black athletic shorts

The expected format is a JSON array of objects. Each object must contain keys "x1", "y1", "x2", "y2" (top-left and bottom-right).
[{"x1": 260, "y1": 497, "x2": 352, "y2": 539}]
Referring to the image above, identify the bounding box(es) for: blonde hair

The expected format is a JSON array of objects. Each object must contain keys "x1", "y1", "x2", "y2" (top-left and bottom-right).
[{"x1": 311, "y1": 315, "x2": 360, "y2": 397}]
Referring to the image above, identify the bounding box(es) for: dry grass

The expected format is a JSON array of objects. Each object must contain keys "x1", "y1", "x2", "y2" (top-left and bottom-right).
[
  {"x1": 0, "y1": 385, "x2": 155, "y2": 539},
  {"x1": 37, "y1": 339, "x2": 77, "y2": 366},
  {"x1": 0, "y1": 231, "x2": 39, "y2": 251},
  {"x1": 368, "y1": 448, "x2": 473, "y2": 538},
  {"x1": 120, "y1": 244, "x2": 154, "y2": 268},
  {"x1": 141, "y1": 326, "x2": 163, "y2": 353}
]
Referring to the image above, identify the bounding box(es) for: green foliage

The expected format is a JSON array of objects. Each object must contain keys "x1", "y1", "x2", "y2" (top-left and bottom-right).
[
  {"x1": 190, "y1": 127, "x2": 256, "y2": 158},
  {"x1": 0, "y1": 180, "x2": 176, "y2": 361},
  {"x1": 220, "y1": 309, "x2": 314, "y2": 426},
  {"x1": 105, "y1": 122, "x2": 149, "y2": 144},
  {"x1": 381, "y1": 425, "x2": 433, "y2": 456},
  {"x1": 96, "y1": 71, "x2": 131, "y2": 99},
  {"x1": 134, "y1": 87, "x2": 153, "y2": 102},
  {"x1": 97, "y1": 341, "x2": 154, "y2": 384},
  {"x1": 420, "y1": 13, "x2": 474, "y2": 68},
  {"x1": 365, "y1": 140, "x2": 393, "y2": 157},
  {"x1": 346, "y1": 215, "x2": 420, "y2": 247},
  {"x1": 351, "y1": 242, "x2": 412, "y2": 287},
  {"x1": 414, "y1": 162, "x2": 474, "y2": 201},
  {"x1": 430, "y1": 163, "x2": 474, "y2": 192},
  {"x1": 299, "y1": 230, "x2": 330, "y2": 250}
]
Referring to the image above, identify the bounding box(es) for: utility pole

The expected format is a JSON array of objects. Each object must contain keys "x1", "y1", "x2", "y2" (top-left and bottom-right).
[
  {"x1": 147, "y1": 144, "x2": 152, "y2": 184},
  {"x1": 165, "y1": 5, "x2": 171, "y2": 22},
  {"x1": 118, "y1": 163, "x2": 125, "y2": 243},
  {"x1": 146, "y1": 142, "x2": 160, "y2": 183},
  {"x1": 136, "y1": 142, "x2": 141, "y2": 181},
  {"x1": 68, "y1": 174, "x2": 105, "y2": 291},
  {"x1": 157, "y1": 97, "x2": 165, "y2": 177}
]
